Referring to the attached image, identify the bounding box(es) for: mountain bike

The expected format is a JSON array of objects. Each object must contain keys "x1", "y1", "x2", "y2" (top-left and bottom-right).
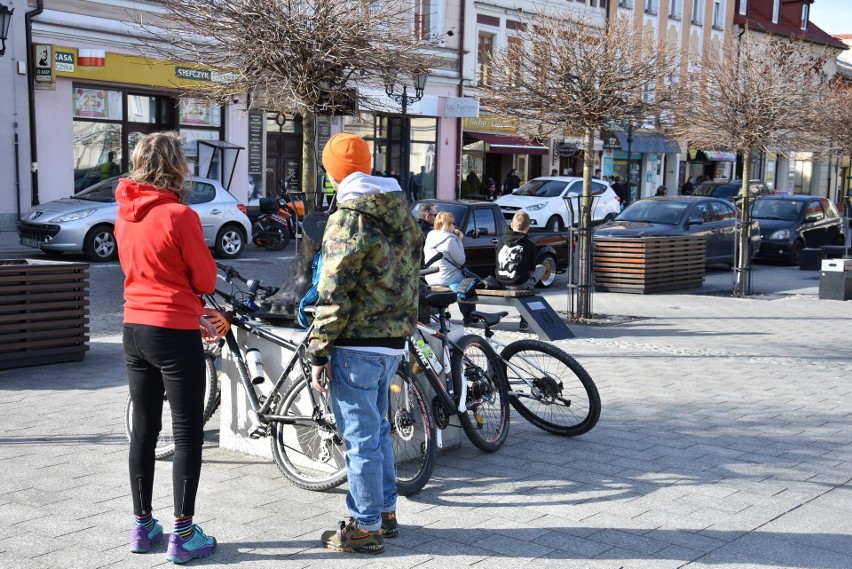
[
  {"x1": 410, "y1": 288, "x2": 511, "y2": 453},
  {"x1": 468, "y1": 309, "x2": 601, "y2": 436}
]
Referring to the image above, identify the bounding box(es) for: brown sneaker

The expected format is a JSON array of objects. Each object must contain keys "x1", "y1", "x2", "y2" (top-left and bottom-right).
[
  {"x1": 320, "y1": 519, "x2": 384, "y2": 554},
  {"x1": 380, "y1": 511, "x2": 398, "y2": 539}
]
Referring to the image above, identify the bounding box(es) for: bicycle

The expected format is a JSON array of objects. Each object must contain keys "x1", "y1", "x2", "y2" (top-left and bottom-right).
[
  {"x1": 408, "y1": 287, "x2": 511, "y2": 453},
  {"x1": 125, "y1": 263, "x2": 435, "y2": 496},
  {"x1": 467, "y1": 309, "x2": 601, "y2": 437}
]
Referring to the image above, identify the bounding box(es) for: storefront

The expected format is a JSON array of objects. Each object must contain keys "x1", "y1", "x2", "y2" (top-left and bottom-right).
[
  {"x1": 461, "y1": 117, "x2": 546, "y2": 197},
  {"x1": 35, "y1": 47, "x2": 246, "y2": 204},
  {"x1": 686, "y1": 150, "x2": 737, "y2": 182}
]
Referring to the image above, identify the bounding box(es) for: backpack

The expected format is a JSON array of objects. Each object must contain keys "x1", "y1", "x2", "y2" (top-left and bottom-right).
[{"x1": 297, "y1": 250, "x2": 323, "y2": 329}]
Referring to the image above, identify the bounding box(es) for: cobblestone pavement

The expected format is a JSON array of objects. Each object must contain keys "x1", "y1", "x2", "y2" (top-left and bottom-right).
[{"x1": 1, "y1": 232, "x2": 851, "y2": 568}]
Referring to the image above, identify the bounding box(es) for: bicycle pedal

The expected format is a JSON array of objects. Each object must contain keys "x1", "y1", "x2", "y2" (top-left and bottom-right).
[{"x1": 248, "y1": 425, "x2": 266, "y2": 439}]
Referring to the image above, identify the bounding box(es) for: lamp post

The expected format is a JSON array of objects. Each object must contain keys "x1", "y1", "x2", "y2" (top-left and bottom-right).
[
  {"x1": 384, "y1": 71, "x2": 427, "y2": 200},
  {"x1": 0, "y1": 3, "x2": 13, "y2": 57}
]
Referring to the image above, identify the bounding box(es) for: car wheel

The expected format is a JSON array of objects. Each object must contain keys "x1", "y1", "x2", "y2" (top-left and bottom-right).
[
  {"x1": 83, "y1": 224, "x2": 118, "y2": 262},
  {"x1": 788, "y1": 240, "x2": 803, "y2": 266},
  {"x1": 535, "y1": 254, "x2": 558, "y2": 288},
  {"x1": 546, "y1": 216, "x2": 565, "y2": 232},
  {"x1": 215, "y1": 224, "x2": 246, "y2": 259}
]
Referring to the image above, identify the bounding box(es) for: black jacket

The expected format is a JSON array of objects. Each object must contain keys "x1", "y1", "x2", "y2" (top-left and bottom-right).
[{"x1": 495, "y1": 230, "x2": 536, "y2": 286}]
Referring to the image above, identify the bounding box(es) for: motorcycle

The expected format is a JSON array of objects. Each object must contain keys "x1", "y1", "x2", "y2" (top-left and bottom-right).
[{"x1": 250, "y1": 191, "x2": 304, "y2": 251}]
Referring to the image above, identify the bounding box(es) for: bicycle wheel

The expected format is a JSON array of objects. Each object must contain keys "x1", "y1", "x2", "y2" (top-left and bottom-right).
[
  {"x1": 390, "y1": 369, "x2": 436, "y2": 497},
  {"x1": 501, "y1": 339, "x2": 600, "y2": 436},
  {"x1": 451, "y1": 335, "x2": 510, "y2": 452},
  {"x1": 123, "y1": 355, "x2": 219, "y2": 460},
  {"x1": 269, "y1": 376, "x2": 347, "y2": 491}
]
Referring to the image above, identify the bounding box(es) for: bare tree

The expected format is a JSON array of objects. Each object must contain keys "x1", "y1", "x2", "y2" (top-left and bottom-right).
[
  {"x1": 480, "y1": 10, "x2": 678, "y2": 320},
  {"x1": 134, "y1": 0, "x2": 435, "y2": 320},
  {"x1": 673, "y1": 29, "x2": 830, "y2": 297},
  {"x1": 820, "y1": 82, "x2": 852, "y2": 208}
]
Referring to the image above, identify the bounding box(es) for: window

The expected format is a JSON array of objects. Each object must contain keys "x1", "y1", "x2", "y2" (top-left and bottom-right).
[
  {"x1": 805, "y1": 200, "x2": 824, "y2": 221},
  {"x1": 589, "y1": 0, "x2": 607, "y2": 7},
  {"x1": 692, "y1": 0, "x2": 703, "y2": 24},
  {"x1": 670, "y1": 0, "x2": 683, "y2": 19},
  {"x1": 507, "y1": 37, "x2": 523, "y2": 87},
  {"x1": 739, "y1": 0, "x2": 747, "y2": 16},
  {"x1": 772, "y1": 0, "x2": 779, "y2": 24},
  {"x1": 712, "y1": 0, "x2": 723, "y2": 29},
  {"x1": 645, "y1": 0, "x2": 658, "y2": 14},
  {"x1": 468, "y1": 208, "x2": 497, "y2": 237},
  {"x1": 711, "y1": 201, "x2": 735, "y2": 222},
  {"x1": 477, "y1": 32, "x2": 494, "y2": 86},
  {"x1": 187, "y1": 181, "x2": 216, "y2": 205},
  {"x1": 618, "y1": 0, "x2": 633, "y2": 8},
  {"x1": 801, "y1": 3, "x2": 809, "y2": 30},
  {"x1": 413, "y1": 0, "x2": 431, "y2": 41}
]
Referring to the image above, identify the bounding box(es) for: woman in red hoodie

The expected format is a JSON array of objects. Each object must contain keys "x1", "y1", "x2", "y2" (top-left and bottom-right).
[{"x1": 115, "y1": 132, "x2": 218, "y2": 564}]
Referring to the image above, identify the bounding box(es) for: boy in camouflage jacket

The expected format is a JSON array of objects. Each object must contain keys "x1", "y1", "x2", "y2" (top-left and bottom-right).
[{"x1": 309, "y1": 133, "x2": 420, "y2": 554}]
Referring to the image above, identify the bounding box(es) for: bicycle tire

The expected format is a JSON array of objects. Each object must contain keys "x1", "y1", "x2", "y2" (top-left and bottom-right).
[
  {"x1": 450, "y1": 335, "x2": 510, "y2": 452},
  {"x1": 124, "y1": 355, "x2": 219, "y2": 460},
  {"x1": 501, "y1": 339, "x2": 600, "y2": 436},
  {"x1": 390, "y1": 370, "x2": 436, "y2": 497},
  {"x1": 269, "y1": 376, "x2": 347, "y2": 491}
]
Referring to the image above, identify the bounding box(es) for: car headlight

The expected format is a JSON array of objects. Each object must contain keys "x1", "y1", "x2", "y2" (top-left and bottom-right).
[
  {"x1": 526, "y1": 202, "x2": 548, "y2": 211},
  {"x1": 49, "y1": 209, "x2": 98, "y2": 223},
  {"x1": 769, "y1": 229, "x2": 790, "y2": 240}
]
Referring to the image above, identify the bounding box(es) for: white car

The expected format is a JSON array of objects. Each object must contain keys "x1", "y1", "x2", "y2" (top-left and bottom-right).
[{"x1": 496, "y1": 176, "x2": 622, "y2": 231}]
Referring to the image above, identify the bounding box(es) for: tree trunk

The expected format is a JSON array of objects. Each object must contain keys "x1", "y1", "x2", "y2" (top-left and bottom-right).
[
  {"x1": 575, "y1": 127, "x2": 596, "y2": 320},
  {"x1": 261, "y1": 112, "x2": 323, "y2": 323},
  {"x1": 734, "y1": 151, "x2": 752, "y2": 298}
]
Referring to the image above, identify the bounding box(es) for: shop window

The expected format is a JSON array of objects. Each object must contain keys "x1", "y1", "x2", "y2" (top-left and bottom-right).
[
  {"x1": 477, "y1": 31, "x2": 494, "y2": 86},
  {"x1": 72, "y1": 121, "x2": 123, "y2": 192},
  {"x1": 180, "y1": 98, "x2": 222, "y2": 128},
  {"x1": 73, "y1": 87, "x2": 123, "y2": 120}
]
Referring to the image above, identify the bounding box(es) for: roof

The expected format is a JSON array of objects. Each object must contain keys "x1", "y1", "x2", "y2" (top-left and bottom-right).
[{"x1": 733, "y1": 1, "x2": 848, "y2": 50}]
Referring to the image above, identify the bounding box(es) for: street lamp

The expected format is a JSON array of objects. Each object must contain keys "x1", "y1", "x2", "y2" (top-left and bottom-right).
[
  {"x1": 384, "y1": 71, "x2": 427, "y2": 199},
  {"x1": 0, "y1": 3, "x2": 13, "y2": 58}
]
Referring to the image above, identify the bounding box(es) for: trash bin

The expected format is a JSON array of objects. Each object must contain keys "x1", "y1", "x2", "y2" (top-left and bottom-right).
[
  {"x1": 818, "y1": 259, "x2": 852, "y2": 301},
  {"x1": 799, "y1": 248, "x2": 824, "y2": 270}
]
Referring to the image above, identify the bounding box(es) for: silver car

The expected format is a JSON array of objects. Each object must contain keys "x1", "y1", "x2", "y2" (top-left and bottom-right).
[{"x1": 17, "y1": 176, "x2": 251, "y2": 262}]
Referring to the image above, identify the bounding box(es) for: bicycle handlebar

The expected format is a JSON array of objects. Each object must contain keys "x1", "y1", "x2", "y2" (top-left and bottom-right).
[{"x1": 211, "y1": 263, "x2": 279, "y2": 314}]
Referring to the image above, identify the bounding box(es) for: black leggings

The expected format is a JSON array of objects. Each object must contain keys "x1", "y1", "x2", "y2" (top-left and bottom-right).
[{"x1": 124, "y1": 324, "x2": 206, "y2": 518}]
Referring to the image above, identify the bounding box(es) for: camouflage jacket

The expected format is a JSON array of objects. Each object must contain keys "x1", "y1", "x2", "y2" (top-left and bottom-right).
[{"x1": 307, "y1": 188, "x2": 420, "y2": 364}]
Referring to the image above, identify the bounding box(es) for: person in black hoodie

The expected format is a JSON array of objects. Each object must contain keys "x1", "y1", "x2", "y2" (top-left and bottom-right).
[{"x1": 495, "y1": 211, "x2": 546, "y2": 330}]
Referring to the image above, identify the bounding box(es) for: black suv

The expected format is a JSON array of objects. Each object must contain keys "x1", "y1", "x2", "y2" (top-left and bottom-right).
[
  {"x1": 692, "y1": 180, "x2": 771, "y2": 205},
  {"x1": 751, "y1": 195, "x2": 845, "y2": 265}
]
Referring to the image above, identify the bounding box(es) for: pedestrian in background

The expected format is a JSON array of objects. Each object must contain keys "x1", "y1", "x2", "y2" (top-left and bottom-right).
[
  {"x1": 309, "y1": 133, "x2": 421, "y2": 554},
  {"x1": 655, "y1": 185, "x2": 668, "y2": 196},
  {"x1": 502, "y1": 168, "x2": 521, "y2": 195},
  {"x1": 115, "y1": 132, "x2": 218, "y2": 564}
]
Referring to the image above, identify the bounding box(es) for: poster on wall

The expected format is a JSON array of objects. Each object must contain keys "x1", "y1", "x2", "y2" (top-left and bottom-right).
[
  {"x1": 180, "y1": 98, "x2": 221, "y2": 126},
  {"x1": 247, "y1": 111, "x2": 265, "y2": 206},
  {"x1": 74, "y1": 88, "x2": 106, "y2": 118}
]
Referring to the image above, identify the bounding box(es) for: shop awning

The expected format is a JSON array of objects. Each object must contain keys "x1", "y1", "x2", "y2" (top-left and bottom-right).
[
  {"x1": 702, "y1": 150, "x2": 737, "y2": 161},
  {"x1": 465, "y1": 132, "x2": 548, "y2": 155},
  {"x1": 613, "y1": 132, "x2": 681, "y2": 154}
]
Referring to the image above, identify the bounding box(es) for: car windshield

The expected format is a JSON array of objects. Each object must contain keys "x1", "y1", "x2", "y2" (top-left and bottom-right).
[
  {"x1": 693, "y1": 183, "x2": 738, "y2": 198},
  {"x1": 514, "y1": 179, "x2": 568, "y2": 198},
  {"x1": 74, "y1": 177, "x2": 119, "y2": 202},
  {"x1": 751, "y1": 199, "x2": 803, "y2": 221},
  {"x1": 616, "y1": 200, "x2": 688, "y2": 225}
]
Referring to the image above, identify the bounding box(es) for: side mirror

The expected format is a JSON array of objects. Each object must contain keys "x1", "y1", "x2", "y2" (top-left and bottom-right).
[{"x1": 686, "y1": 215, "x2": 704, "y2": 226}]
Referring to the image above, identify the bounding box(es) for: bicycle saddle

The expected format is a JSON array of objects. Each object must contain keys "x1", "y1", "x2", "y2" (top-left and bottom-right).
[
  {"x1": 422, "y1": 291, "x2": 458, "y2": 309},
  {"x1": 470, "y1": 310, "x2": 509, "y2": 327}
]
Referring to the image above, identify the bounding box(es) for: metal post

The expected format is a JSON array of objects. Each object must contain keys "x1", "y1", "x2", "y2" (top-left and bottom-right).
[
  {"x1": 400, "y1": 86, "x2": 410, "y2": 199},
  {"x1": 626, "y1": 122, "x2": 634, "y2": 206}
]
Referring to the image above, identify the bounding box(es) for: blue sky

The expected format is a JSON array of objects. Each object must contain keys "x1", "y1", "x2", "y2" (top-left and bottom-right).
[{"x1": 809, "y1": 0, "x2": 852, "y2": 36}]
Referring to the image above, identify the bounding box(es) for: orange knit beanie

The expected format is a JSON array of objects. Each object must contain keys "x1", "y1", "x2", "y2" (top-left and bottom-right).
[{"x1": 322, "y1": 133, "x2": 372, "y2": 182}]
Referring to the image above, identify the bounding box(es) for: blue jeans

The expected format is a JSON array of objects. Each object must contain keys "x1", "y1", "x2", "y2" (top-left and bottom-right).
[{"x1": 328, "y1": 347, "x2": 401, "y2": 531}]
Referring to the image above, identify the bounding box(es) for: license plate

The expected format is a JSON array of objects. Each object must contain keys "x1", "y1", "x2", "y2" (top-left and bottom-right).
[{"x1": 20, "y1": 237, "x2": 39, "y2": 248}]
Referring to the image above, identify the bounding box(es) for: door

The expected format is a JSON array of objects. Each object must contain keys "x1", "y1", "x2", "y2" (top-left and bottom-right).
[
  {"x1": 710, "y1": 200, "x2": 737, "y2": 262},
  {"x1": 266, "y1": 131, "x2": 302, "y2": 197},
  {"x1": 461, "y1": 206, "x2": 500, "y2": 278},
  {"x1": 187, "y1": 180, "x2": 221, "y2": 244},
  {"x1": 125, "y1": 93, "x2": 178, "y2": 170}
]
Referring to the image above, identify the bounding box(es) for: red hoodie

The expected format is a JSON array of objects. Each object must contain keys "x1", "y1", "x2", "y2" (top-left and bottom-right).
[{"x1": 114, "y1": 178, "x2": 217, "y2": 330}]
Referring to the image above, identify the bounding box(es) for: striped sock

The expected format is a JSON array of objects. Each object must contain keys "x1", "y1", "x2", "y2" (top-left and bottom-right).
[
  {"x1": 135, "y1": 513, "x2": 155, "y2": 530},
  {"x1": 174, "y1": 516, "x2": 194, "y2": 539}
]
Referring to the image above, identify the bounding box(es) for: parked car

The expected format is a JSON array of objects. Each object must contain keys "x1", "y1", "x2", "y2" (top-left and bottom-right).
[
  {"x1": 18, "y1": 176, "x2": 251, "y2": 262},
  {"x1": 751, "y1": 195, "x2": 845, "y2": 265},
  {"x1": 496, "y1": 176, "x2": 621, "y2": 231},
  {"x1": 594, "y1": 196, "x2": 761, "y2": 266},
  {"x1": 692, "y1": 179, "x2": 771, "y2": 205},
  {"x1": 414, "y1": 199, "x2": 571, "y2": 287}
]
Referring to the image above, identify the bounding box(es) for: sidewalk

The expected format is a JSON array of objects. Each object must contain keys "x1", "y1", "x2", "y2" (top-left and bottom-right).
[{"x1": 1, "y1": 233, "x2": 851, "y2": 568}]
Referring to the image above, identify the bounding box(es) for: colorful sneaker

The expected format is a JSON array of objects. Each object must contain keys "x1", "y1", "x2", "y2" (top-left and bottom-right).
[
  {"x1": 166, "y1": 524, "x2": 216, "y2": 564},
  {"x1": 380, "y1": 511, "x2": 398, "y2": 539},
  {"x1": 130, "y1": 519, "x2": 163, "y2": 553},
  {"x1": 321, "y1": 519, "x2": 384, "y2": 554},
  {"x1": 519, "y1": 319, "x2": 529, "y2": 331}
]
